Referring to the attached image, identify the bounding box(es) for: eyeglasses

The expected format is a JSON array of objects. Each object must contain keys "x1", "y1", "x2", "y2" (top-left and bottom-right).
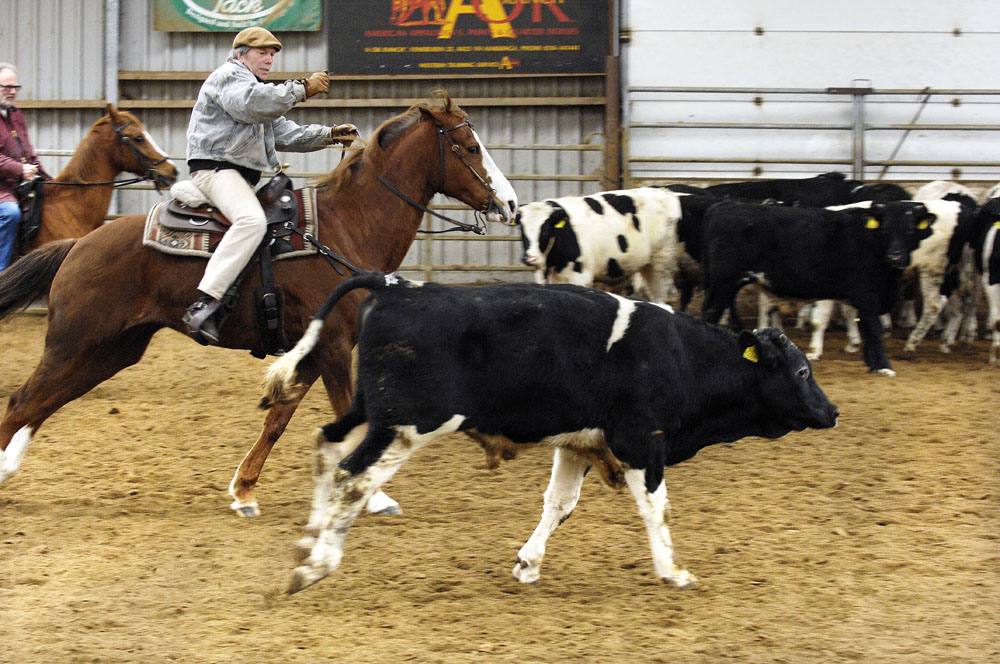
[{"x1": 0, "y1": 84, "x2": 22, "y2": 91}]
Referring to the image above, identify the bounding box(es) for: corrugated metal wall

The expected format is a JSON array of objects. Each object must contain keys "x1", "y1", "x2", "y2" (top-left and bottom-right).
[
  {"x1": 1, "y1": 0, "x2": 613, "y2": 283},
  {"x1": 623, "y1": 0, "x2": 1000, "y2": 187}
]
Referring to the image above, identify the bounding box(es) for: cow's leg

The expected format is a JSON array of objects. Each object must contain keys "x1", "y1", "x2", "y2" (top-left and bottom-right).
[
  {"x1": 1, "y1": 325, "x2": 154, "y2": 487},
  {"x1": 624, "y1": 469, "x2": 698, "y2": 588},
  {"x1": 840, "y1": 303, "x2": 862, "y2": 353},
  {"x1": 856, "y1": 310, "x2": 895, "y2": 376},
  {"x1": 757, "y1": 290, "x2": 778, "y2": 329},
  {"x1": 512, "y1": 447, "x2": 590, "y2": 584},
  {"x1": 985, "y1": 280, "x2": 1000, "y2": 364},
  {"x1": 319, "y1": 359, "x2": 400, "y2": 516},
  {"x1": 288, "y1": 415, "x2": 463, "y2": 594},
  {"x1": 903, "y1": 269, "x2": 946, "y2": 354},
  {"x1": 807, "y1": 300, "x2": 834, "y2": 360}
]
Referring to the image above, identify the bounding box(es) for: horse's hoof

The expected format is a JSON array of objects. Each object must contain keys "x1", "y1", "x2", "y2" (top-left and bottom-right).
[{"x1": 230, "y1": 499, "x2": 260, "y2": 518}]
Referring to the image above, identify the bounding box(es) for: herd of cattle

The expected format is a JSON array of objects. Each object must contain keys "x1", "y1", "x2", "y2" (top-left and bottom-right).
[
  {"x1": 266, "y1": 171, "x2": 998, "y2": 593},
  {"x1": 515, "y1": 171, "x2": 1000, "y2": 374}
]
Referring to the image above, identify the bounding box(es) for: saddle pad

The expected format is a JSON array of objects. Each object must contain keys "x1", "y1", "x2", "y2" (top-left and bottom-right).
[{"x1": 142, "y1": 186, "x2": 319, "y2": 260}]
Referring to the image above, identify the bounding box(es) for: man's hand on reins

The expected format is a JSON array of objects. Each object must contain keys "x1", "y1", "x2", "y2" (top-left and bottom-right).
[{"x1": 327, "y1": 123, "x2": 360, "y2": 147}]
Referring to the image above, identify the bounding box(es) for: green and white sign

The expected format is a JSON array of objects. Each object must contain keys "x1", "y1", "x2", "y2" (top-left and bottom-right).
[{"x1": 153, "y1": 0, "x2": 321, "y2": 31}]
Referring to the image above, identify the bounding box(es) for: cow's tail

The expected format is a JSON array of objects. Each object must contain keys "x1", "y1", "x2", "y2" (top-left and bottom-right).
[
  {"x1": 259, "y1": 271, "x2": 402, "y2": 408},
  {"x1": 0, "y1": 239, "x2": 77, "y2": 323}
]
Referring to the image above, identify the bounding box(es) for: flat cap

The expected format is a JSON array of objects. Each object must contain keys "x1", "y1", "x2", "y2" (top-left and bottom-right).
[{"x1": 233, "y1": 27, "x2": 282, "y2": 52}]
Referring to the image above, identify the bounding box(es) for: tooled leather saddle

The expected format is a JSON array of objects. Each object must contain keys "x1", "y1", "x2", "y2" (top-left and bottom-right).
[{"x1": 158, "y1": 172, "x2": 299, "y2": 249}]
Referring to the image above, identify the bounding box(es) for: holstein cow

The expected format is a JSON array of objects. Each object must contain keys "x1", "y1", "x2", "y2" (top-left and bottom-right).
[
  {"x1": 260, "y1": 272, "x2": 839, "y2": 593},
  {"x1": 700, "y1": 200, "x2": 937, "y2": 376},
  {"x1": 971, "y1": 190, "x2": 1000, "y2": 363},
  {"x1": 910, "y1": 181, "x2": 981, "y2": 352},
  {"x1": 517, "y1": 187, "x2": 683, "y2": 304},
  {"x1": 805, "y1": 197, "x2": 964, "y2": 360}
]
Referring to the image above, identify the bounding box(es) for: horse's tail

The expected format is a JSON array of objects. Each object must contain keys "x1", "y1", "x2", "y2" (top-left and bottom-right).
[
  {"x1": 0, "y1": 239, "x2": 77, "y2": 323},
  {"x1": 259, "y1": 271, "x2": 405, "y2": 408}
]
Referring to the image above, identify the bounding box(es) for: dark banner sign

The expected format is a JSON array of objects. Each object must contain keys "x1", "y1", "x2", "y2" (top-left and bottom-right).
[{"x1": 328, "y1": 0, "x2": 610, "y2": 75}]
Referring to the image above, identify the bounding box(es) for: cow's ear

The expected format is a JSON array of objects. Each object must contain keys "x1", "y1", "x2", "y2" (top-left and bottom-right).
[
  {"x1": 916, "y1": 212, "x2": 936, "y2": 231},
  {"x1": 738, "y1": 330, "x2": 760, "y2": 364}
]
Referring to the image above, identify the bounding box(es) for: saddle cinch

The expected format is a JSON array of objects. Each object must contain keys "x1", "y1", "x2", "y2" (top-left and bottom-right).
[{"x1": 161, "y1": 173, "x2": 302, "y2": 358}]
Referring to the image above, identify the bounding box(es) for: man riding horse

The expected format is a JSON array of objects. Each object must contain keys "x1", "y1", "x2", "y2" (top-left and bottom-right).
[{"x1": 182, "y1": 27, "x2": 359, "y2": 344}]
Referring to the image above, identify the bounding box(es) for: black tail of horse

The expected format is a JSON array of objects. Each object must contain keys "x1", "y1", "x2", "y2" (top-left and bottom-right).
[
  {"x1": 259, "y1": 271, "x2": 403, "y2": 408},
  {"x1": 0, "y1": 239, "x2": 76, "y2": 322}
]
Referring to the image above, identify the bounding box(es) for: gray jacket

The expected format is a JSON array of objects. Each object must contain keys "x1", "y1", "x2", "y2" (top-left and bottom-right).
[{"x1": 186, "y1": 58, "x2": 331, "y2": 174}]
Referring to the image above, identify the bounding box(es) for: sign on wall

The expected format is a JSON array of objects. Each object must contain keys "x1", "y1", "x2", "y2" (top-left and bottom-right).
[
  {"x1": 153, "y1": 0, "x2": 322, "y2": 31},
  {"x1": 329, "y1": 0, "x2": 610, "y2": 75}
]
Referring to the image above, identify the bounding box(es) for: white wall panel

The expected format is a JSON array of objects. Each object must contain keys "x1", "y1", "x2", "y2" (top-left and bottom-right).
[
  {"x1": 624, "y1": 0, "x2": 1000, "y2": 184},
  {"x1": 626, "y1": 0, "x2": 1000, "y2": 33}
]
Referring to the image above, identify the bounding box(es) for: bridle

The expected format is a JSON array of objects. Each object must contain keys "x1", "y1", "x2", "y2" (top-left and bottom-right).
[
  {"x1": 378, "y1": 118, "x2": 499, "y2": 235},
  {"x1": 40, "y1": 117, "x2": 172, "y2": 193}
]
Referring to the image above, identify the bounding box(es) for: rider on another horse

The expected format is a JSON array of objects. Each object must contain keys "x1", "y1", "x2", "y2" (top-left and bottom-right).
[{"x1": 182, "y1": 27, "x2": 359, "y2": 345}]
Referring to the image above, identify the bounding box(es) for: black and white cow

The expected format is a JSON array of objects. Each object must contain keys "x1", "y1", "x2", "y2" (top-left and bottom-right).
[
  {"x1": 700, "y1": 200, "x2": 938, "y2": 375},
  {"x1": 804, "y1": 196, "x2": 965, "y2": 360},
  {"x1": 971, "y1": 189, "x2": 1000, "y2": 363},
  {"x1": 261, "y1": 272, "x2": 839, "y2": 593},
  {"x1": 516, "y1": 187, "x2": 683, "y2": 304}
]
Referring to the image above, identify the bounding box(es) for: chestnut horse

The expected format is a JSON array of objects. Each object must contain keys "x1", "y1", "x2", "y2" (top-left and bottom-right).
[
  {"x1": 22, "y1": 103, "x2": 178, "y2": 251},
  {"x1": 0, "y1": 90, "x2": 517, "y2": 516}
]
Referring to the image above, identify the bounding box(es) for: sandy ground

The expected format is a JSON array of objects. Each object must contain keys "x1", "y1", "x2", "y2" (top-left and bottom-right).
[{"x1": 1, "y1": 309, "x2": 998, "y2": 664}]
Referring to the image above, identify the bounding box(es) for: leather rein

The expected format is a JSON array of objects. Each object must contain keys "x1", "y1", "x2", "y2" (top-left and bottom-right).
[{"x1": 378, "y1": 119, "x2": 497, "y2": 236}]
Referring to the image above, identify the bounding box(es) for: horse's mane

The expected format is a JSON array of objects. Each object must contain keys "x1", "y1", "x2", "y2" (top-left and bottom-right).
[{"x1": 314, "y1": 88, "x2": 466, "y2": 193}]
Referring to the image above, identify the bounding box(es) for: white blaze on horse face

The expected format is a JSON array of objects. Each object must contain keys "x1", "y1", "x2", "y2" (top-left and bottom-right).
[
  {"x1": 0, "y1": 426, "x2": 33, "y2": 485},
  {"x1": 142, "y1": 130, "x2": 178, "y2": 169},
  {"x1": 472, "y1": 128, "x2": 518, "y2": 223}
]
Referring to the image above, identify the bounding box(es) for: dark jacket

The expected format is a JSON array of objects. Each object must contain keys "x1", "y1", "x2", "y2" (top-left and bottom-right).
[{"x1": 0, "y1": 106, "x2": 48, "y2": 205}]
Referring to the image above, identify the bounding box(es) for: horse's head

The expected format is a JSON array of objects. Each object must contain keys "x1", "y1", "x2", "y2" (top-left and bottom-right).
[
  {"x1": 103, "y1": 104, "x2": 179, "y2": 191},
  {"x1": 416, "y1": 91, "x2": 518, "y2": 225}
]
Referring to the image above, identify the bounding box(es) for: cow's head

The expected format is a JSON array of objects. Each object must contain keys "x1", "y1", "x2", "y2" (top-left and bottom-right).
[
  {"x1": 517, "y1": 201, "x2": 580, "y2": 277},
  {"x1": 739, "y1": 328, "x2": 839, "y2": 435},
  {"x1": 867, "y1": 201, "x2": 937, "y2": 269}
]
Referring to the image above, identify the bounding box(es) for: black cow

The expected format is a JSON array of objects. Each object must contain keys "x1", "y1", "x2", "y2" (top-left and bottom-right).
[
  {"x1": 700, "y1": 200, "x2": 938, "y2": 375},
  {"x1": 662, "y1": 172, "x2": 910, "y2": 207},
  {"x1": 261, "y1": 272, "x2": 839, "y2": 593}
]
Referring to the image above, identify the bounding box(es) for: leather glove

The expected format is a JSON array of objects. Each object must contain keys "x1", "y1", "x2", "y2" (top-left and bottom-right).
[
  {"x1": 328, "y1": 123, "x2": 359, "y2": 146},
  {"x1": 300, "y1": 71, "x2": 330, "y2": 98}
]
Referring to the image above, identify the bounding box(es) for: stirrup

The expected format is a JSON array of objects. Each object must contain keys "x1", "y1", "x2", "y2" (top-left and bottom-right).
[{"x1": 183, "y1": 296, "x2": 222, "y2": 345}]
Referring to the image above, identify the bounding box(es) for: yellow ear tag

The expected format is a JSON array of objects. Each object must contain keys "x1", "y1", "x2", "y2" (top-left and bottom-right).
[
  {"x1": 554, "y1": 220, "x2": 566, "y2": 229},
  {"x1": 865, "y1": 217, "x2": 880, "y2": 229},
  {"x1": 917, "y1": 219, "x2": 930, "y2": 230},
  {"x1": 994, "y1": 221, "x2": 1000, "y2": 229},
  {"x1": 742, "y1": 345, "x2": 759, "y2": 363}
]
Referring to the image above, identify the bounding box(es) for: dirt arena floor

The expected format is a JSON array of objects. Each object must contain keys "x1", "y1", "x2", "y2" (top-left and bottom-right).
[{"x1": 1, "y1": 306, "x2": 997, "y2": 663}]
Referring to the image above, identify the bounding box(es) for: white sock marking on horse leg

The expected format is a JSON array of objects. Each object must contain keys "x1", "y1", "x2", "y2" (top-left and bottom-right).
[
  {"x1": 513, "y1": 448, "x2": 589, "y2": 584},
  {"x1": 0, "y1": 426, "x2": 33, "y2": 485},
  {"x1": 625, "y1": 469, "x2": 698, "y2": 588}
]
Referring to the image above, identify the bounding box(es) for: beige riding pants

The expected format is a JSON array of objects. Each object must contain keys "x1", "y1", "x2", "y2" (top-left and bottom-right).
[{"x1": 191, "y1": 168, "x2": 267, "y2": 300}]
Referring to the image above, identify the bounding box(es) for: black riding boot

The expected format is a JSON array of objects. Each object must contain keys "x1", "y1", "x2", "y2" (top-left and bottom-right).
[{"x1": 183, "y1": 294, "x2": 223, "y2": 345}]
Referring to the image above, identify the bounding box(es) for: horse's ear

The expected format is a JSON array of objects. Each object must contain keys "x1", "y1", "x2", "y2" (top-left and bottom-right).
[{"x1": 106, "y1": 102, "x2": 121, "y2": 122}]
